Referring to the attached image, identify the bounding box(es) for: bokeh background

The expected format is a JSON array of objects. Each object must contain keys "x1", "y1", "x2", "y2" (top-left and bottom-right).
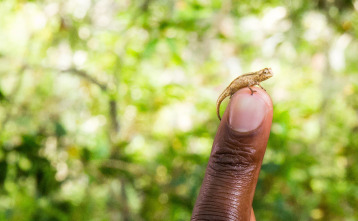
[{"x1": 0, "y1": 0, "x2": 358, "y2": 220}]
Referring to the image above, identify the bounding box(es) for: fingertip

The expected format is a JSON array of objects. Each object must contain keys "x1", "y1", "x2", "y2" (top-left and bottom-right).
[
  {"x1": 232, "y1": 87, "x2": 273, "y2": 111},
  {"x1": 227, "y1": 87, "x2": 273, "y2": 132}
]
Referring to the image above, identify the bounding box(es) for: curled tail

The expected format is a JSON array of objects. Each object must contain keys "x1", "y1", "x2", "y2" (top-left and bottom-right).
[{"x1": 216, "y1": 89, "x2": 230, "y2": 121}]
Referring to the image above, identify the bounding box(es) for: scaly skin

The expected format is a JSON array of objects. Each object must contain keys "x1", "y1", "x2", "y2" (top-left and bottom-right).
[{"x1": 216, "y1": 67, "x2": 273, "y2": 120}]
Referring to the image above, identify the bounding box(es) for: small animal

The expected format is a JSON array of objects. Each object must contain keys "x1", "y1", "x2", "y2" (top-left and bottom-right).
[{"x1": 216, "y1": 68, "x2": 273, "y2": 120}]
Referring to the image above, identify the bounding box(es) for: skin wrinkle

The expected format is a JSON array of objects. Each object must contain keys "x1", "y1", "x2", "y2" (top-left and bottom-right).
[
  {"x1": 198, "y1": 200, "x2": 240, "y2": 209},
  {"x1": 207, "y1": 164, "x2": 256, "y2": 180},
  {"x1": 202, "y1": 190, "x2": 243, "y2": 201},
  {"x1": 209, "y1": 130, "x2": 259, "y2": 176},
  {"x1": 196, "y1": 203, "x2": 241, "y2": 216},
  {"x1": 193, "y1": 213, "x2": 238, "y2": 221},
  {"x1": 218, "y1": 142, "x2": 256, "y2": 155},
  {"x1": 201, "y1": 184, "x2": 246, "y2": 200},
  {"x1": 202, "y1": 179, "x2": 241, "y2": 190},
  {"x1": 193, "y1": 212, "x2": 239, "y2": 220},
  {"x1": 195, "y1": 206, "x2": 239, "y2": 214},
  {"x1": 194, "y1": 212, "x2": 240, "y2": 220},
  {"x1": 201, "y1": 182, "x2": 247, "y2": 196},
  {"x1": 214, "y1": 144, "x2": 257, "y2": 164},
  {"x1": 208, "y1": 161, "x2": 256, "y2": 175},
  {"x1": 200, "y1": 192, "x2": 242, "y2": 205},
  {"x1": 192, "y1": 88, "x2": 273, "y2": 221},
  {"x1": 198, "y1": 199, "x2": 241, "y2": 213},
  {"x1": 201, "y1": 181, "x2": 251, "y2": 205},
  {"x1": 209, "y1": 133, "x2": 258, "y2": 176},
  {"x1": 207, "y1": 188, "x2": 247, "y2": 197},
  {"x1": 212, "y1": 151, "x2": 256, "y2": 167},
  {"x1": 196, "y1": 172, "x2": 253, "y2": 220},
  {"x1": 194, "y1": 205, "x2": 241, "y2": 217}
]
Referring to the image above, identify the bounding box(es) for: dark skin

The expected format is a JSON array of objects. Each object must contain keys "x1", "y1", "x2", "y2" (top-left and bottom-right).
[{"x1": 192, "y1": 87, "x2": 273, "y2": 221}]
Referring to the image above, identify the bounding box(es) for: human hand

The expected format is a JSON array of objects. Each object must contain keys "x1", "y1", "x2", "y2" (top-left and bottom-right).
[{"x1": 192, "y1": 87, "x2": 273, "y2": 221}]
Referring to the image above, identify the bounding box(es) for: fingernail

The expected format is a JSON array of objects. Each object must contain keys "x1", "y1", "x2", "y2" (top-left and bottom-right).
[{"x1": 229, "y1": 92, "x2": 267, "y2": 132}]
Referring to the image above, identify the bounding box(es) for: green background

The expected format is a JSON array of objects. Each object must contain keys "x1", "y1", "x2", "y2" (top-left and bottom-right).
[{"x1": 0, "y1": 0, "x2": 358, "y2": 220}]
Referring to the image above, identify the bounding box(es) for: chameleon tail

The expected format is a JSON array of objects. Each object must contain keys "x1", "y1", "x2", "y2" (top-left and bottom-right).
[{"x1": 216, "y1": 90, "x2": 230, "y2": 121}]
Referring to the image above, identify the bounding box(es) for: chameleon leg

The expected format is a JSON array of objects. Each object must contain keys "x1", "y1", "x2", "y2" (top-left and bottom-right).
[
  {"x1": 248, "y1": 86, "x2": 257, "y2": 95},
  {"x1": 257, "y1": 83, "x2": 266, "y2": 91}
]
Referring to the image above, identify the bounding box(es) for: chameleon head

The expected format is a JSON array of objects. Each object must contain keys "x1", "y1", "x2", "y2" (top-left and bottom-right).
[{"x1": 259, "y1": 67, "x2": 273, "y2": 81}]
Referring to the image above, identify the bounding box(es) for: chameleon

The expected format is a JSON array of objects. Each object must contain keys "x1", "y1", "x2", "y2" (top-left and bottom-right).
[{"x1": 216, "y1": 67, "x2": 273, "y2": 120}]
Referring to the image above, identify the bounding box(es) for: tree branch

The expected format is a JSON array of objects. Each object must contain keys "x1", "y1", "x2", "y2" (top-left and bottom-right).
[{"x1": 61, "y1": 68, "x2": 108, "y2": 91}]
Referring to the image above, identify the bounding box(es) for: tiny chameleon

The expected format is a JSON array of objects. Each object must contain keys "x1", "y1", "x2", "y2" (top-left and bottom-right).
[{"x1": 216, "y1": 67, "x2": 273, "y2": 120}]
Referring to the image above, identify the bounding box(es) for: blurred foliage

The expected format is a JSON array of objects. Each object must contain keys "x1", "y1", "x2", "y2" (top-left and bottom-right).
[{"x1": 0, "y1": 0, "x2": 358, "y2": 220}]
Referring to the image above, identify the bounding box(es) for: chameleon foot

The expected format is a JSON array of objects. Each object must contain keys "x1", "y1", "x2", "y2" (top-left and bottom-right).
[
  {"x1": 257, "y1": 83, "x2": 266, "y2": 91},
  {"x1": 248, "y1": 86, "x2": 257, "y2": 95}
]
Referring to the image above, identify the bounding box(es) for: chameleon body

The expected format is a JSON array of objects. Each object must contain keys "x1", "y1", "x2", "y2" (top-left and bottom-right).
[{"x1": 216, "y1": 67, "x2": 273, "y2": 120}]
